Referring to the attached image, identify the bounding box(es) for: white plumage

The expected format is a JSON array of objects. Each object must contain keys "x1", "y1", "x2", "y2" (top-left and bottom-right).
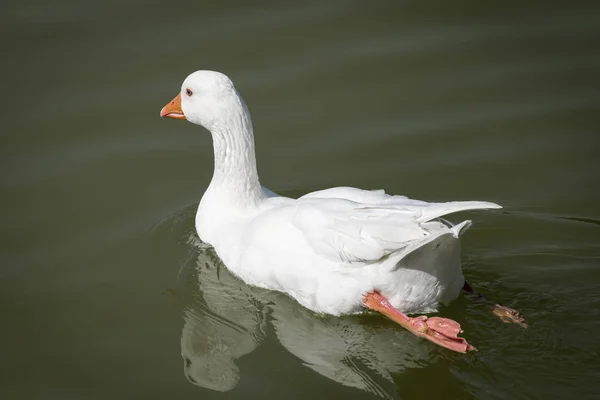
[{"x1": 161, "y1": 70, "x2": 501, "y2": 319}]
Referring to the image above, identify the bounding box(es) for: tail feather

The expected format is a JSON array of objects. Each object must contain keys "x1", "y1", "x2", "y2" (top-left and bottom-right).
[
  {"x1": 388, "y1": 230, "x2": 455, "y2": 270},
  {"x1": 417, "y1": 201, "x2": 502, "y2": 223},
  {"x1": 451, "y1": 220, "x2": 472, "y2": 238},
  {"x1": 387, "y1": 218, "x2": 473, "y2": 271}
]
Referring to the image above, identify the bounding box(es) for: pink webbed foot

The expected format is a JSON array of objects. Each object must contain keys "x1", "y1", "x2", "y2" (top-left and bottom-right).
[
  {"x1": 363, "y1": 292, "x2": 476, "y2": 353},
  {"x1": 492, "y1": 304, "x2": 528, "y2": 327},
  {"x1": 408, "y1": 315, "x2": 476, "y2": 353},
  {"x1": 462, "y1": 281, "x2": 528, "y2": 328}
]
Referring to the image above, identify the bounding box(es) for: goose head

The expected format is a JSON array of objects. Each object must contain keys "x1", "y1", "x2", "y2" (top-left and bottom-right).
[{"x1": 160, "y1": 70, "x2": 248, "y2": 132}]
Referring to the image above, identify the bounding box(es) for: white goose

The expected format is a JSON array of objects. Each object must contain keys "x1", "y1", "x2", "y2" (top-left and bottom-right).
[{"x1": 160, "y1": 70, "x2": 525, "y2": 353}]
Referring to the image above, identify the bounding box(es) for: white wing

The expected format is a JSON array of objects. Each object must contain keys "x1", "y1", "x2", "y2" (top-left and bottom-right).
[{"x1": 289, "y1": 187, "x2": 501, "y2": 265}]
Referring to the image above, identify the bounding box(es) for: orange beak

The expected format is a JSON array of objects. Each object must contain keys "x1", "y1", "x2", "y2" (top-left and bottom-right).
[{"x1": 160, "y1": 93, "x2": 186, "y2": 120}]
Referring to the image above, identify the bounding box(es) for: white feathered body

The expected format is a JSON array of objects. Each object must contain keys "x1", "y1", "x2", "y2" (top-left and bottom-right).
[
  {"x1": 171, "y1": 70, "x2": 502, "y2": 317},
  {"x1": 196, "y1": 185, "x2": 500, "y2": 316}
]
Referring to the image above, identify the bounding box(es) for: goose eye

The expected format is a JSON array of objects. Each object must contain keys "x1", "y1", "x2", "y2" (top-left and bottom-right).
[{"x1": 185, "y1": 88, "x2": 193, "y2": 97}]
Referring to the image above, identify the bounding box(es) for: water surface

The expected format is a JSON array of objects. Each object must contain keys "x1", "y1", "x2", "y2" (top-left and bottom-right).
[{"x1": 2, "y1": 1, "x2": 600, "y2": 399}]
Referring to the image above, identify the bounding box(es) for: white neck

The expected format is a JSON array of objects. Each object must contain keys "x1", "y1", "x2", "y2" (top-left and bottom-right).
[{"x1": 204, "y1": 99, "x2": 264, "y2": 207}]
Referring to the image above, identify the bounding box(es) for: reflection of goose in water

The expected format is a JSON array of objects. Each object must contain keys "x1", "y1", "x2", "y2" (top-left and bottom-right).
[
  {"x1": 181, "y1": 242, "x2": 433, "y2": 398},
  {"x1": 181, "y1": 243, "x2": 267, "y2": 392},
  {"x1": 270, "y1": 293, "x2": 432, "y2": 399}
]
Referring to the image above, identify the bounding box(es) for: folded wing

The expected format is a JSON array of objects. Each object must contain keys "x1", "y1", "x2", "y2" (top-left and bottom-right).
[{"x1": 292, "y1": 187, "x2": 501, "y2": 265}]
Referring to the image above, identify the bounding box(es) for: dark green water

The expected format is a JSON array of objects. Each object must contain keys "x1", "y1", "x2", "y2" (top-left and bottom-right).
[{"x1": 2, "y1": 1, "x2": 600, "y2": 399}]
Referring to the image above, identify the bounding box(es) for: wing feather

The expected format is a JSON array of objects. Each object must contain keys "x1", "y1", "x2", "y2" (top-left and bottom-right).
[{"x1": 289, "y1": 187, "x2": 501, "y2": 265}]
